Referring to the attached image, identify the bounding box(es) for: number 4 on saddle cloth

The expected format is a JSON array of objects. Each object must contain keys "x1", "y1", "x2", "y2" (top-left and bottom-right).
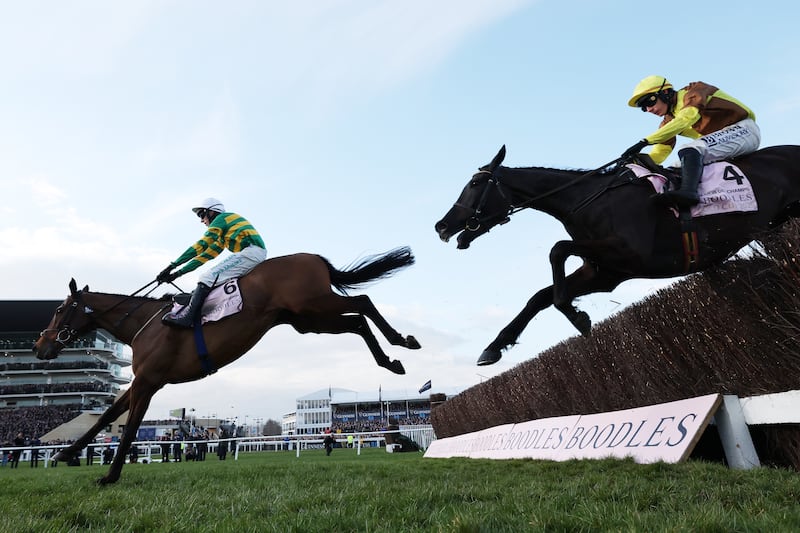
[
  {"x1": 169, "y1": 279, "x2": 243, "y2": 325},
  {"x1": 626, "y1": 161, "x2": 758, "y2": 217}
]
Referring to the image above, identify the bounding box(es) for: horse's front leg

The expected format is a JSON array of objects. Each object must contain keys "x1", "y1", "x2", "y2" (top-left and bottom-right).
[
  {"x1": 53, "y1": 389, "x2": 131, "y2": 464},
  {"x1": 479, "y1": 261, "x2": 625, "y2": 366},
  {"x1": 98, "y1": 382, "x2": 159, "y2": 485},
  {"x1": 478, "y1": 285, "x2": 556, "y2": 366}
]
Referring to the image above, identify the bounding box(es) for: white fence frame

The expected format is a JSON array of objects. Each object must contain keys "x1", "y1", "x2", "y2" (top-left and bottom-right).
[{"x1": 2, "y1": 426, "x2": 436, "y2": 468}]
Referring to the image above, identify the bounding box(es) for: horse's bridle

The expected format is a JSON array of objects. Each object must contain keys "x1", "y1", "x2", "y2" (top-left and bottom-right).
[
  {"x1": 39, "y1": 281, "x2": 171, "y2": 350},
  {"x1": 455, "y1": 170, "x2": 513, "y2": 231},
  {"x1": 39, "y1": 297, "x2": 88, "y2": 348}
]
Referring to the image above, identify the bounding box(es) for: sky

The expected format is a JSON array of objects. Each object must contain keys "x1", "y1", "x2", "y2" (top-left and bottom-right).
[{"x1": 2, "y1": 1, "x2": 799, "y2": 425}]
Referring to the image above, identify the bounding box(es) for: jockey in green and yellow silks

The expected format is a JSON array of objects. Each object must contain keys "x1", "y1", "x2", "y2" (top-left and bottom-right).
[
  {"x1": 156, "y1": 197, "x2": 267, "y2": 328},
  {"x1": 172, "y1": 211, "x2": 265, "y2": 276}
]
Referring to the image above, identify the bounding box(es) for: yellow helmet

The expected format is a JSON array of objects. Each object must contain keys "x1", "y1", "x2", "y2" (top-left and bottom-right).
[{"x1": 628, "y1": 75, "x2": 673, "y2": 107}]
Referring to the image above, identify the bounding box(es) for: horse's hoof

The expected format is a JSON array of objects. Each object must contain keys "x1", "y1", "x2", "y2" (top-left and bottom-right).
[
  {"x1": 384, "y1": 360, "x2": 406, "y2": 375},
  {"x1": 405, "y1": 335, "x2": 421, "y2": 350},
  {"x1": 477, "y1": 349, "x2": 501, "y2": 366}
]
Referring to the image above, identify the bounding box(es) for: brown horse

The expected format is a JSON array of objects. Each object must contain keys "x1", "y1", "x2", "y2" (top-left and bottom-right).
[
  {"x1": 33, "y1": 247, "x2": 419, "y2": 484},
  {"x1": 435, "y1": 145, "x2": 800, "y2": 366}
]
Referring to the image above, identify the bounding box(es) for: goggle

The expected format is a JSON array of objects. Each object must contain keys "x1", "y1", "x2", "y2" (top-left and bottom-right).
[
  {"x1": 636, "y1": 93, "x2": 659, "y2": 111},
  {"x1": 196, "y1": 209, "x2": 208, "y2": 220}
]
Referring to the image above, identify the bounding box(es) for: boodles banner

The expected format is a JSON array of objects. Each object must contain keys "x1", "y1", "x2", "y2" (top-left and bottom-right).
[{"x1": 424, "y1": 394, "x2": 721, "y2": 464}]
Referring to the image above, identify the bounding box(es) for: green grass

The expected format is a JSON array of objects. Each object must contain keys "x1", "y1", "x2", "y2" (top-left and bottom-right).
[{"x1": 2, "y1": 448, "x2": 800, "y2": 532}]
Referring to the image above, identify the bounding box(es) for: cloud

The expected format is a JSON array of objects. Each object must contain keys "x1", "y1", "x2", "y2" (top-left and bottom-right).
[
  {"x1": 314, "y1": 1, "x2": 529, "y2": 88},
  {"x1": 251, "y1": 0, "x2": 534, "y2": 117},
  {"x1": 136, "y1": 86, "x2": 242, "y2": 169},
  {"x1": 0, "y1": 2, "x2": 160, "y2": 78},
  {"x1": 1, "y1": 177, "x2": 175, "y2": 296}
]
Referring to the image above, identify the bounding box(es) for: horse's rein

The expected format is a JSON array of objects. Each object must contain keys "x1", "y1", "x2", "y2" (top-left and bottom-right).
[
  {"x1": 131, "y1": 304, "x2": 171, "y2": 344},
  {"x1": 40, "y1": 280, "x2": 169, "y2": 347},
  {"x1": 507, "y1": 157, "x2": 625, "y2": 215},
  {"x1": 462, "y1": 157, "x2": 625, "y2": 229}
]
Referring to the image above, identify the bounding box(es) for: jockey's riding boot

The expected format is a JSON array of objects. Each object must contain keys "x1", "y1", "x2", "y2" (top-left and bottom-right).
[
  {"x1": 162, "y1": 283, "x2": 212, "y2": 328},
  {"x1": 653, "y1": 147, "x2": 703, "y2": 208}
]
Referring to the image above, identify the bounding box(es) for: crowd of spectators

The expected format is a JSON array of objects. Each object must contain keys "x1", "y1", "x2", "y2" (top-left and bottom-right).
[
  {"x1": 331, "y1": 415, "x2": 430, "y2": 433},
  {"x1": 0, "y1": 404, "x2": 81, "y2": 447},
  {"x1": 154, "y1": 426, "x2": 213, "y2": 463},
  {"x1": 0, "y1": 339, "x2": 39, "y2": 350},
  {"x1": 0, "y1": 337, "x2": 104, "y2": 350},
  {"x1": 0, "y1": 382, "x2": 113, "y2": 395},
  {"x1": 0, "y1": 360, "x2": 108, "y2": 372}
]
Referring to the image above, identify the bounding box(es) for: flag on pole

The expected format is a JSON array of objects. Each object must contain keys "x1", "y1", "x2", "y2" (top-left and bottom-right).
[{"x1": 418, "y1": 380, "x2": 432, "y2": 394}]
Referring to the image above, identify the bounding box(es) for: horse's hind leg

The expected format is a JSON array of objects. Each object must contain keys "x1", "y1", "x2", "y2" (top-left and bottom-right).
[
  {"x1": 53, "y1": 388, "x2": 131, "y2": 464},
  {"x1": 289, "y1": 313, "x2": 406, "y2": 375},
  {"x1": 304, "y1": 293, "x2": 420, "y2": 350}
]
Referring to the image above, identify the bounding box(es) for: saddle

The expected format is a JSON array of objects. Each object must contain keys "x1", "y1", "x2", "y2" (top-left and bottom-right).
[
  {"x1": 621, "y1": 155, "x2": 758, "y2": 219},
  {"x1": 627, "y1": 153, "x2": 680, "y2": 189},
  {"x1": 173, "y1": 293, "x2": 192, "y2": 306},
  {"x1": 168, "y1": 279, "x2": 243, "y2": 324}
]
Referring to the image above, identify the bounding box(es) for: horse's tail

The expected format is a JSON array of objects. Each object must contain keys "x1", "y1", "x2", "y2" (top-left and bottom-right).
[{"x1": 325, "y1": 246, "x2": 415, "y2": 295}]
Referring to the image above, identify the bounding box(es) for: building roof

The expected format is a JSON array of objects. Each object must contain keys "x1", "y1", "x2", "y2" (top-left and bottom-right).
[{"x1": 0, "y1": 301, "x2": 62, "y2": 332}]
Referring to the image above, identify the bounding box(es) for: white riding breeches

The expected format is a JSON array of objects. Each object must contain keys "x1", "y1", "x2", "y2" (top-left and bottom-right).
[
  {"x1": 680, "y1": 118, "x2": 761, "y2": 163},
  {"x1": 199, "y1": 245, "x2": 267, "y2": 287}
]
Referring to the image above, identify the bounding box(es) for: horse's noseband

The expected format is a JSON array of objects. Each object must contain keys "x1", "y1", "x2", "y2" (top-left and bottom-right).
[{"x1": 40, "y1": 300, "x2": 82, "y2": 347}]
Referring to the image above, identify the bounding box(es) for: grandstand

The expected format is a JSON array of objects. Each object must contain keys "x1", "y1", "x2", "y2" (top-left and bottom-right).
[
  {"x1": 282, "y1": 387, "x2": 448, "y2": 435},
  {"x1": 0, "y1": 300, "x2": 132, "y2": 444}
]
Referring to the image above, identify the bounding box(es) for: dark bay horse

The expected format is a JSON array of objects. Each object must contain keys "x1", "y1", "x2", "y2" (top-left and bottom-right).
[
  {"x1": 435, "y1": 145, "x2": 800, "y2": 366},
  {"x1": 33, "y1": 247, "x2": 419, "y2": 484}
]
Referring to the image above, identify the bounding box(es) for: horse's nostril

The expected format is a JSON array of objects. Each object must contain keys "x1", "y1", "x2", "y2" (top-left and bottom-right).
[{"x1": 435, "y1": 221, "x2": 447, "y2": 232}]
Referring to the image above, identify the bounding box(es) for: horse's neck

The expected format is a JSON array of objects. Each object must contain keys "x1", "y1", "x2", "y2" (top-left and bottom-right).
[
  {"x1": 501, "y1": 166, "x2": 588, "y2": 218},
  {"x1": 85, "y1": 293, "x2": 165, "y2": 345}
]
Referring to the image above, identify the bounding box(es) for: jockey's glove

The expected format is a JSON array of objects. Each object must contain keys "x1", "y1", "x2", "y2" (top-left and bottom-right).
[
  {"x1": 156, "y1": 263, "x2": 178, "y2": 283},
  {"x1": 621, "y1": 139, "x2": 649, "y2": 159}
]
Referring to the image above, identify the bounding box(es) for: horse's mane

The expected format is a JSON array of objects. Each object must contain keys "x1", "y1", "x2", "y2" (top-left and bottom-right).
[
  {"x1": 86, "y1": 290, "x2": 173, "y2": 302},
  {"x1": 507, "y1": 165, "x2": 615, "y2": 177}
]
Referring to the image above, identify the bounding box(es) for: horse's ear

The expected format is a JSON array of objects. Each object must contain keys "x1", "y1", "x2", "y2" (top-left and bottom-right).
[
  {"x1": 69, "y1": 279, "x2": 78, "y2": 295},
  {"x1": 489, "y1": 145, "x2": 506, "y2": 171},
  {"x1": 82, "y1": 285, "x2": 89, "y2": 292}
]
